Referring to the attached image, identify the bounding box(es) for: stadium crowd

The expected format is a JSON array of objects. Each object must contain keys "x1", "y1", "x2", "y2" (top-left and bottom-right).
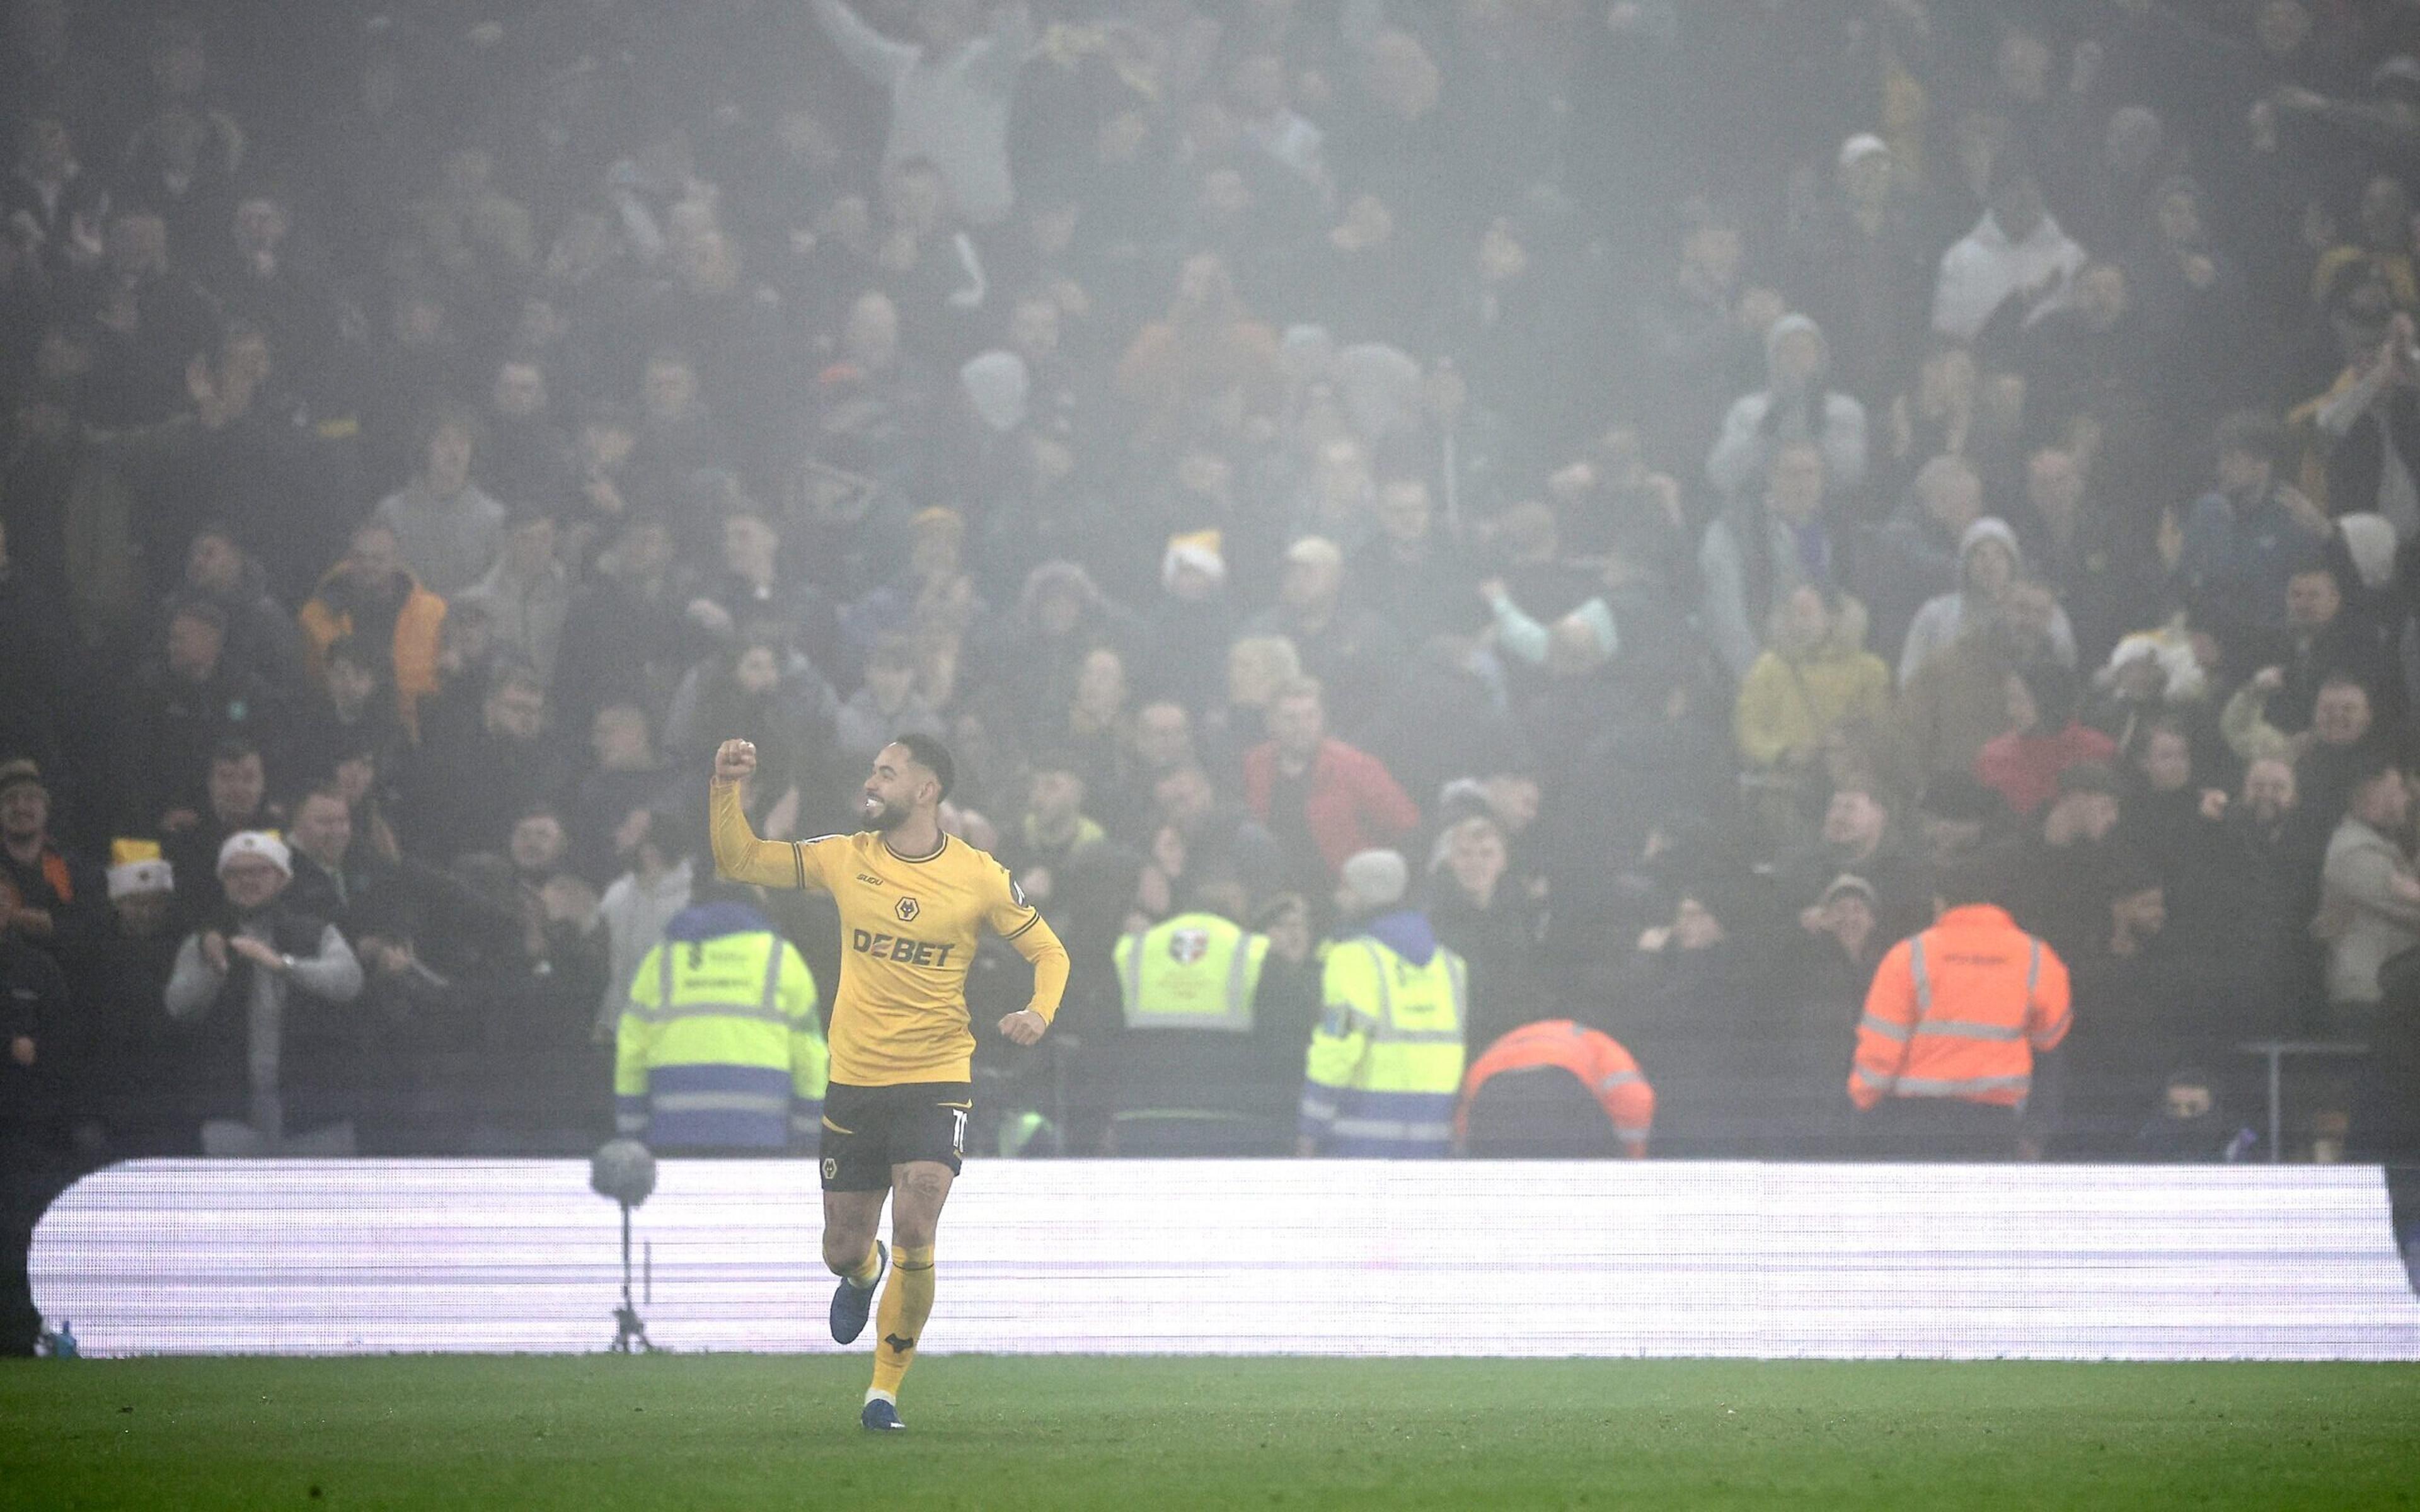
[{"x1": 4, "y1": 0, "x2": 2420, "y2": 1213}]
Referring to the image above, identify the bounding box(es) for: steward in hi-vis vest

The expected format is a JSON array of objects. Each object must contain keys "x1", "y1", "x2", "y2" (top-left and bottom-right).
[{"x1": 616, "y1": 899, "x2": 825, "y2": 1150}]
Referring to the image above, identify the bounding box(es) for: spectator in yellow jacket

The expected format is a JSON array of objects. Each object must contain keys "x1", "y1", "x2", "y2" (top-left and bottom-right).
[{"x1": 1734, "y1": 585, "x2": 1893, "y2": 774}]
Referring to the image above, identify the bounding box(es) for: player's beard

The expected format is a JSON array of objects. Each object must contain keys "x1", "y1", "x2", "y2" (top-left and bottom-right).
[{"x1": 861, "y1": 793, "x2": 908, "y2": 832}]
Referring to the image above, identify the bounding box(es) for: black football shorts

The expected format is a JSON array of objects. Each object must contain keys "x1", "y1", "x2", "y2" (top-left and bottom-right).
[{"x1": 819, "y1": 1080, "x2": 972, "y2": 1190}]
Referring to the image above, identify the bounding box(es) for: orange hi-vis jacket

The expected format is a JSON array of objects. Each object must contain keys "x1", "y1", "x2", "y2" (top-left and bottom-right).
[
  {"x1": 1850, "y1": 905, "x2": 2071, "y2": 1112},
  {"x1": 1456, "y1": 1019, "x2": 1656, "y2": 1155}
]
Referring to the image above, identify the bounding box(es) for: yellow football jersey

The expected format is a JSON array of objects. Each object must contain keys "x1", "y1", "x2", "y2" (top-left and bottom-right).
[{"x1": 710, "y1": 781, "x2": 1069, "y2": 1085}]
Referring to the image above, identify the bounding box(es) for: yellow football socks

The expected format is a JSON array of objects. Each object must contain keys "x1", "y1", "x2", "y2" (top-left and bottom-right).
[
  {"x1": 843, "y1": 1240, "x2": 882, "y2": 1290},
  {"x1": 868, "y1": 1245, "x2": 935, "y2": 1399}
]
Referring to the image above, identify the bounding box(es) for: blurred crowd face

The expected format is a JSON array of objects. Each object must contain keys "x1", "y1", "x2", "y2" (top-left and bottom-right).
[
  {"x1": 493, "y1": 362, "x2": 548, "y2": 418},
  {"x1": 2056, "y1": 789, "x2": 2122, "y2": 845},
  {"x1": 115, "y1": 886, "x2": 173, "y2": 938},
  {"x1": 1765, "y1": 444, "x2": 1826, "y2": 525},
  {"x1": 510, "y1": 813, "x2": 567, "y2": 875},
  {"x1": 2354, "y1": 766, "x2": 2411, "y2": 832},
  {"x1": 733, "y1": 643, "x2": 783, "y2": 697},
  {"x1": 1277, "y1": 553, "x2": 1342, "y2": 614},
  {"x1": 1027, "y1": 769, "x2": 1085, "y2": 830},
  {"x1": 1478, "y1": 776, "x2": 1539, "y2": 833},
  {"x1": 2026, "y1": 449, "x2": 2083, "y2": 525},
  {"x1": 208, "y1": 751, "x2": 265, "y2": 823},
  {"x1": 1839, "y1": 146, "x2": 1892, "y2": 206},
  {"x1": 1267, "y1": 691, "x2": 1324, "y2": 760},
  {"x1": 1770, "y1": 325, "x2": 1823, "y2": 392},
  {"x1": 1920, "y1": 462, "x2": 1984, "y2": 532},
  {"x1": 166, "y1": 610, "x2": 224, "y2": 680},
  {"x1": 1964, "y1": 538, "x2": 2017, "y2": 600},
  {"x1": 1671, "y1": 896, "x2": 1724, "y2": 951},
  {"x1": 1824, "y1": 883, "x2": 1877, "y2": 947},
  {"x1": 2138, "y1": 728, "x2": 2193, "y2": 793},
  {"x1": 1443, "y1": 818, "x2": 1507, "y2": 902},
  {"x1": 1821, "y1": 789, "x2": 1886, "y2": 854},
  {"x1": 2312, "y1": 682, "x2": 2373, "y2": 748},
  {"x1": 863, "y1": 653, "x2": 918, "y2": 711},
  {"x1": 219, "y1": 854, "x2": 285, "y2": 912},
  {"x1": 185, "y1": 531, "x2": 244, "y2": 595},
  {"x1": 2257, "y1": 0, "x2": 2313, "y2": 58},
  {"x1": 1, "y1": 781, "x2": 49, "y2": 845},
  {"x1": 591, "y1": 706, "x2": 653, "y2": 770},
  {"x1": 611, "y1": 518, "x2": 674, "y2": 581},
  {"x1": 107, "y1": 211, "x2": 168, "y2": 280},
  {"x1": 2243, "y1": 759, "x2": 2297, "y2": 824},
  {"x1": 2285, "y1": 568, "x2": 2342, "y2": 630},
  {"x1": 233, "y1": 195, "x2": 287, "y2": 261},
  {"x1": 643, "y1": 355, "x2": 700, "y2": 422},
  {"x1": 2112, "y1": 883, "x2": 2167, "y2": 941},
  {"x1": 1988, "y1": 173, "x2": 2046, "y2": 242},
  {"x1": 1155, "y1": 765, "x2": 1216, "y2": 828},
  {"x1": 2217, "y1": 442, "x2": 2272, "y2": 495},
  {"x1": 1374, "y1": 479, "x2": 1432, "y2": 546},
  {"x1": 844, "y1": 293, "x2": 901, "y2": 371},
  {"x1": 1074, "y1": 648, "x2": 1127, "y2": 722},
  {"x1": 2000, "y1": 583, "x2": 2060, "y2": 655},
  {"x1": 424, "y1": 422, "x2": 475, "y2": 496},
  {"x1": 2075, "y1": 263, "x2": 2129, "y2": 331},
  {"x1": 289, "y1": 793, "x2": 352, "y2": 869},
  {"x1": 722, "y1": 513, "x2": 779, "y2": 580},
  {"x1": 1224, "y1": 639, "x2": 1292, "y2": 708},
  {"x1": 1034, "y1": 582, "x2": 1085, "y2": 637},
  {"x1": 1778, "y1": 585, "x2": 1831, "y2": 655},
  {"x1": 486, "y1": 679, "x2": 548, "y2": 741}
]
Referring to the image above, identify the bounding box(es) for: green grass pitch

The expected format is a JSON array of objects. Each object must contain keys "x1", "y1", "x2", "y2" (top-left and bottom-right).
[{"x1": 4, "y1": 1356, "x2": 2417, "y2": 1509}]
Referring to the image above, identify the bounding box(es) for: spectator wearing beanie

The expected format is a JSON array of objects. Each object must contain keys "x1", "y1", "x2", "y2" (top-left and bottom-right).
[
  {"x1": 1898, "y1": 516, "x2": 2078, "y2": 688},
  {"x1": 0, "y1": 760, "x2": 107, "y2": 978},
  {"x1": 163, "y1": 830, "x2": 364, "y2": 1155}
]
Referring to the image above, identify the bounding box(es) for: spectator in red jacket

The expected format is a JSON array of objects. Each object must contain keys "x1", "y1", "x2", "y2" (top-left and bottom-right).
[
  {"x1": 1242, "y1": 677, "x2": 1420, "y2": 896},
  {"x1": 1976, "y1": 662, "x2": 2117, "y2": 818}
]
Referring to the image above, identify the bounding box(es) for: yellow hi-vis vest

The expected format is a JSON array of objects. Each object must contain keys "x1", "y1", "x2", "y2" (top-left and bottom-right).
[
  {"x1": 1112, "y1": 912, "x2": 1270, "y2": 1032},
  {"x1": 616, "y1": 922, "x2": 825, "y2": 1150},
  {"x1": 1298, "y1": 932, "x2": 1466, "y2": 1154}
]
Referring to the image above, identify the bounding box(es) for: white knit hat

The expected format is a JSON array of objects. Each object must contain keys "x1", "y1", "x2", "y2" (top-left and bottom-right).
[
  {"x1": 1161, "y1": 531, "x2": 1226, "y2": 587},
  {"x1": 107, "y1": 859, "x2": 175, "y2": 900},
  {"x1": 1339, "y1": 849, "x2": 1409, "y2": 912},
  {"x1": 1838, "y1": 133, "x2": 1889, "y2": 169},
  {"x1": 217, "y1": 830, "x2": 292, "y2": 878}
]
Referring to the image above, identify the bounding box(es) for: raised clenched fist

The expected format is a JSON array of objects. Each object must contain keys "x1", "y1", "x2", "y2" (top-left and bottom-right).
[{"x1": 715, "y1": 739, "x2": 758, "y2": 784}]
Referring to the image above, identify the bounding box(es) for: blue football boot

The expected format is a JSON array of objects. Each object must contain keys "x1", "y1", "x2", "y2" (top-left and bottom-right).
[{"x1": 829, "y1": 1240, "x2": 886, "y2": 1344}]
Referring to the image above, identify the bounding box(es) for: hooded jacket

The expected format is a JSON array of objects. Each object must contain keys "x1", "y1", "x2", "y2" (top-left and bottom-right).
[
  {"x1": 1732, "y1": 592, "x2": 1892, "y2": 769},
  {"x1": 1931, "y1": 209, "x2": 2087, "y2": 345},
  {"x1": 1705, "y1": 314, "x2": 1870, "y2": 501},
  {"x1": 1897, "y1": 517, "x2": 2077, "y2": 685}
]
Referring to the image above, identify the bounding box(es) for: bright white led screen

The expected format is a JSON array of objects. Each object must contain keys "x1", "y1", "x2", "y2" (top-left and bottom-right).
[{"x1": 31, "y1": 1159, "x2": 2420, "y2": 1360}]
